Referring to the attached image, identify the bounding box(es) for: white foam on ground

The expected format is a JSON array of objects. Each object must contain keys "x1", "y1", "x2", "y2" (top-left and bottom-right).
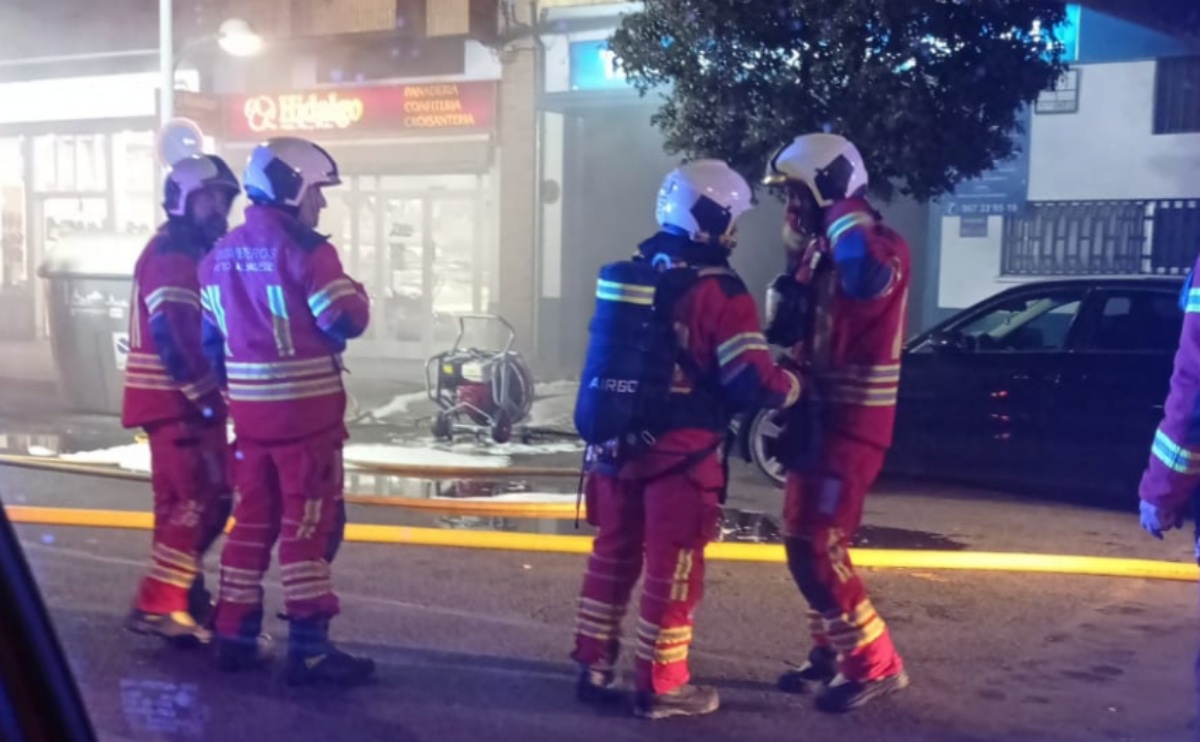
[
  {"x1": 27, "y1": 445, "x2": 57, "y2": 457},
  {"x1": 448, "y1": 492, "x2": 577, "y2": 503},
  {"x1": 370, "y1": 379, "x2": 581, "y2": 435},
  {"x1": 60, "y1": 443, "x2": 152, "y2": 473},
  {"x1": 370, "y1": 389, "x2": 430, "y2": 420},
  {"x1": 343, "y1": 444, "x2": 511, "y2": 469}
]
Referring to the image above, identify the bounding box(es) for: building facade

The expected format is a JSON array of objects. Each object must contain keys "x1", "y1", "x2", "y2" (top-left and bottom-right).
[
  {"x1": 0, "y1": 0, "x2": 539, "y2": 384},
  {"x1": 928, "y1": 8, "x2": 1200, "y2": 325}
]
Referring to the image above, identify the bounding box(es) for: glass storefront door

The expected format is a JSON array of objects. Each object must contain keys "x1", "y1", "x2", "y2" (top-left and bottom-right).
[{"x1": 325, "y1": 174, "x2": 491, "y2": 361}]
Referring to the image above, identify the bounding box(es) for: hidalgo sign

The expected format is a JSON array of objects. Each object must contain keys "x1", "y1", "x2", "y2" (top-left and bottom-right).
[{"x1": 226, "y1": 81, "x2": 498, "y2": 138}]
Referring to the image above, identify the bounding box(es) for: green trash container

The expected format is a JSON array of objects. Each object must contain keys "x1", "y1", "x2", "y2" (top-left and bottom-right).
[{"x1": 38, "y1": 233, "x2": 144, "y2": 415}]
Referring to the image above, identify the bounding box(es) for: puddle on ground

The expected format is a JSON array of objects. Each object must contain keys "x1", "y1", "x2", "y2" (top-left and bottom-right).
[
  {"x1": 853, "y1": 525, "x2": 967, "y2": 551},
  {"x1": 0, "y1": 433, "x2": 66, "y2": 457},
  {"x1": 345, "y1": 474, "x2": 572, "y2": 500},
  {"x1": 0, "y1": 433, "x2": 964, "y2": 551}
]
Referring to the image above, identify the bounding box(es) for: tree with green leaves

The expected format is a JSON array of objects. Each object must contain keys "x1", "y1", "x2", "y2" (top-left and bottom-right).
[{"x1": 608, "y1": 0, "x2": 1069, "y2": 201}]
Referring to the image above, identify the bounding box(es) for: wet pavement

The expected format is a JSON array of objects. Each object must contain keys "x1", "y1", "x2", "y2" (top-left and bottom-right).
[
  {"x1": 0, "y1": 413, "x2": 1191, "y2": 558},
  {"x1": 0, "y1": 408, "x2": 1196, "y2": 740},
  {"x1": 16, "y1": 522, "x2": 1199, "y2": 742},
  {"x1": 0, "y1": 378, "x2": 1193, "y2": 557}
]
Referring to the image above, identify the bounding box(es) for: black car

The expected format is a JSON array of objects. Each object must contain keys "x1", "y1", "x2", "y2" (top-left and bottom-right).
[{"x1": 749, "y1": 277, "x2": 1185, "y2": 499}]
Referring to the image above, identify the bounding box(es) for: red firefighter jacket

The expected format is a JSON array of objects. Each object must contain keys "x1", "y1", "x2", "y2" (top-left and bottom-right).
[
  {"x1": 620, "y1": 233, "x2": 802, "y2": 481},
  {"x1": 198, "y1": 205, "x2": 370, "y2": 444},
  {"x1": 794, "y1": 198, "x2": 911, "y2": 450},
  {"x1": 122, "y1": 222, "x2": 225, "y2": 429},
  {"x1": 1139, "y1": 267, "x2": 1200, "y2": 514}
]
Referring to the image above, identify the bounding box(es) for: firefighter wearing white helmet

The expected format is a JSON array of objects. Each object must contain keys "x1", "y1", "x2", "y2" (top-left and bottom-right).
[
  {"x1": 570, "y1": 158, "x2": 801, "y2": 720},
  {"x1": 764, "y1": 133, "x2": 912, "y2": 713},
  {"x1": 655, "y1": 158, "x2": 754, "y2": 247},
  {"x1": 199, "y1": 136, "x2": 374, "y2": 686},
  {"x1": 122, "y1": 153, "x2": 239, "y2": 646},
  {"x1": 243, "y1": 136, "x2": 342, "y2": 227}
]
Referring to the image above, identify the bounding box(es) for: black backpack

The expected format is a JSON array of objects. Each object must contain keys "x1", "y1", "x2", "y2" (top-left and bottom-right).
[{"x1": 574, "y1": 257, "x2": 705, "y2": 448}]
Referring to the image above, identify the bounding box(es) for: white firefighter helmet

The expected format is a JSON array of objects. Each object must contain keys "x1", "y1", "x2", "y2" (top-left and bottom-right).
[
  {"x1": 162, "y1": 154, "x2": 239, "y2": 217},
  {"x1": 243, "y1": 136, "x2": 341, "y2": 208},
  {"x1": 763, "y1": 133, "x2": 869, "y2": 208},
  {"x1": 655, "y1": 159, "x2": 754, "y2": 245}
]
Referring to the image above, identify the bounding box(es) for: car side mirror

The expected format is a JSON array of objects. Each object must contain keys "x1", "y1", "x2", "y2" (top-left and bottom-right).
[{"x1": 929, "y1": 330, "x2": 974, "y2": 353}]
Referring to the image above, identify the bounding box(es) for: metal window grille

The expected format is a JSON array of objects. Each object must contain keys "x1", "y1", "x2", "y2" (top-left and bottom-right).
[
  {"x1": 1155, "y1": 56, "x2": 1200, "y2": 135},
  {"x1": 1151, "y1": 200, "x2": 1200, "y2": 272},
  {"x1": 1000, "y1": 200, "x2": 1200, "y2": 277}
]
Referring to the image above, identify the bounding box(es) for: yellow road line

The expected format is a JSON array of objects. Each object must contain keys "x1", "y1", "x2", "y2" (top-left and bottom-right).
[{"x1": 6, "y1": 505, "x2": 1196, "y2": 583}]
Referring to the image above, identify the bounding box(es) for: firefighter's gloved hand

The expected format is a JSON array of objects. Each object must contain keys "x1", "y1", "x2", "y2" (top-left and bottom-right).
[{"x1": 1140, "y1": 500, "x2": 1183, "y2": 539}]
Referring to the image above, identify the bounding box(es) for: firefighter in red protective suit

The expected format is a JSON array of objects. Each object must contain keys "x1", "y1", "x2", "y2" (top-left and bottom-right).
[
  {"x1": 572, "y1": 160, "x2": 802, "y2": 720},
  {"x1": 122, "y1": 154, "x2": 239, "y2": 645},
  {"x1": 762, "y1": 133, "x2": 910, "y2": 713},
  {"x1": 199, "y1": 137, "x2": 374, "y2": 686}
]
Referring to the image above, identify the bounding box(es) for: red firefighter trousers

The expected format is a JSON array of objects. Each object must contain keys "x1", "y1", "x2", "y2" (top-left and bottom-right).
[
  {"x1": 571, "y1": 455, "x2": 723, "y2": 695},
  {"x1": 214, "y1": 435, "x2": 347, "y2": 639},
  {"x1": 136, "y1": 421, "x2": 231, "y2": 615},
  {"x1": 783, "y1": 432, "x2": 903, "y2": 682}
]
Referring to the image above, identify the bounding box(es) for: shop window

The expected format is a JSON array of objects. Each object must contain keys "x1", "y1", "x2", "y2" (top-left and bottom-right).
[
  {"x1": 32, "y1": 136, "x2": 55, "y2": 192},
  {"x1": 112, "y1": 131, "x2": 156, "y2": 235},
  {"x1": 1154, "y1": 56, "x2": 1200, "y2": 135},
  {"x1": 32, "y1": 134, "x2": 109, "y2": 193}
]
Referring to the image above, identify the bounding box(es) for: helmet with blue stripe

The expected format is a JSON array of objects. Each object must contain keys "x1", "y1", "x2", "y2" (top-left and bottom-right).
[
  {"x1": 655, "y1": 159, "x2": 754, "y2": 247},
  {"x1": 243, "y1": 137, "x2": 341, "y2": 208}
]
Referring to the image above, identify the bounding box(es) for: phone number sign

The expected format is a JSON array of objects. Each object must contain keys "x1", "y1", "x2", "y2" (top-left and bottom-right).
[{"x1": 942, "y1": 107, "x2": 1032, "y2": 217}]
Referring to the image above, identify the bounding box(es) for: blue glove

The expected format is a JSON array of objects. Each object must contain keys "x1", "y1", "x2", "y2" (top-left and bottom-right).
[{"x1": 1140, "y1": 500, "x2": 1182, "y2": 540}]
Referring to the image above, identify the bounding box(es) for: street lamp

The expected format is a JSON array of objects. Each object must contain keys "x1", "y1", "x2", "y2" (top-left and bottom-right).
[
  {"x1": 158, "y1": 0, "x2": 263, "y2": 125},
  {"x1": 217, "y1": 18, "x2": 264, "y2": 58}
]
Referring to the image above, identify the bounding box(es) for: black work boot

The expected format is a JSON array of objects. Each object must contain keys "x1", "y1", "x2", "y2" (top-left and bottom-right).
[
  {"x1": 216, "y1": 633, "x2": 275, "y2": 673},
  {"x1": 285, "y1": 617, "x2": 376, "y2": 688},
  {"x1": 124, "y1": 609, "x2": 212, "y2": 648},
  {"x1": 633, "y1": 684, "x2": 720, "y2": 720},
  {"x1": 815, "y1": 670, "x2": 910, "y2": 713},
  {"x1": 575, "y1": 665, "x2": 624, "y2": 705},
  {"x1": 215, "y1": 612, "x2": 274, "y2": 673},
  {"x1": 187, "y1": 575, "x2": 215, "y2": 628},
  {"x1": 778, "y1": 646, "x2": 838, "y2": 694}
]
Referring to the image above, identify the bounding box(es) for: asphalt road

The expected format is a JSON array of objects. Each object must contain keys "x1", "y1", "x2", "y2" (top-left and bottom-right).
[
  {"x1": 0, "y1": 462, "x2": 1197, "y2": 742},
  {"x1": 18, "y1": 524, "x2": 1198, "y2": 742}
]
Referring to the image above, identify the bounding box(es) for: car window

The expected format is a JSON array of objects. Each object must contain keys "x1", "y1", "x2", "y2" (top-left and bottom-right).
[
  {"x1": 1081, "y1": 290, "x2": 1183, "y2": 352},
  {"x1": 952, "y1": 291, "x2": 1085, "y2": 351}
]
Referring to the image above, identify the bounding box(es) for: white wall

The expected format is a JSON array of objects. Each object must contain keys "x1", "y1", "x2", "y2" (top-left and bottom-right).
[
  {"x1": 937, "y1": 215, "x2": 1017, "y2": 310},
  {"x1": 938, "y1": 59, "x2": 1200, "y2": 312},
  {"x1": 1029, "y1": 61, "x2": 1200, "y2": 201}
]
